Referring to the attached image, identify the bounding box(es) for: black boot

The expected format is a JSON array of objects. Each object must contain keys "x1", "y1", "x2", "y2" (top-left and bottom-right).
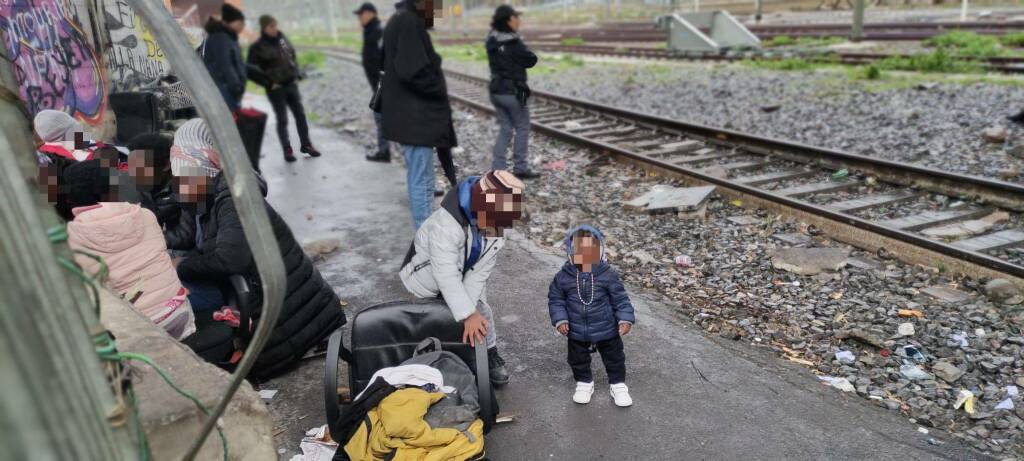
[
  {"x1": 487, "y1": 347, "x2": 510, "y2": 385},
  {"x1": 1009, "y1": 110, "x2": 1024, "y2": 126},
  {"x1": 301, "y1": 144, "x2": 322, "y2": 157},
  {"x1": 513, "y1": 169, "x2": 541, "y2": 180},
  {"x1": 365, "y1": 149, "x2": 391, "y2": 163}
]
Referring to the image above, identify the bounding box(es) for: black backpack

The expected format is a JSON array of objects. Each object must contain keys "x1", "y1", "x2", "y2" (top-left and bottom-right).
[{"x1": 324, "y1": 299, "x2": 497, "y2": 451}]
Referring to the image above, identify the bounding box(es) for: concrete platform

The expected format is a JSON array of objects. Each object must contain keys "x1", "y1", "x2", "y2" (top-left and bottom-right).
[
  {"x1": 99, "y1": 289, "x2": 275, "y2": 460},
  {"x1": 247, "y1": 95, "x2": 988, "y2": 460}
]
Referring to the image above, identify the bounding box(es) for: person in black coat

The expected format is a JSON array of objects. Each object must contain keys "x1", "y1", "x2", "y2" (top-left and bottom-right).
[
  {"x1": 486, "y1": 5, "x2": 539, "y2": 179},
  {"x1": 381, "y1": 0, "x2": 456, "y2": 229},
  {"x1": 356, "y1": 2, "x2": 391, "y2": 163},
  {"x1": 167, "y1": 119, "x2": 345, "y2": 379},
  {"x1": 247, "y1": 15, "x2": 322, "y2": 162},
  {"x1": 201, "y1": 4, "x2": 247, "y2": 112}
]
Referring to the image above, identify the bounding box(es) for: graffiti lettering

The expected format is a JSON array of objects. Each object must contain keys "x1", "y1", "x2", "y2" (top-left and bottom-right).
[
  {"x1": 103, "y1": 0, "x2": 169, "y2": 92},
  {"x1": 0, "y1": 0, "x2": 107, "y2": 125}
]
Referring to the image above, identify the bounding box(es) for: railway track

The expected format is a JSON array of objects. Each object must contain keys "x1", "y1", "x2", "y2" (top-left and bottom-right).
[
  {"x1": 318, "y1": 47, "x2": 1024, "y2": 283},
  {"x1": 526, "y1": 43, "x2": 1024, "y2": 73},
  {"x1": 436, "y1": 20, "x2": 1024, "y2": 44}
]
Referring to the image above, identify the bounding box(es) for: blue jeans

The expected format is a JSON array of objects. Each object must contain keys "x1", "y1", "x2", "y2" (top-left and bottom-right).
[
  {"x1": 401, "y1": 144, "x2": 435, "y2": 229},
  {"x1": 490, "y1": 93, "x2": 531, "y2": 173},
  {"x1": 373, "y1": 111, "x2": 388, "y2": 153},
  {"x1": 183, "y1": 280, "x2": 224, "y2": 313}
]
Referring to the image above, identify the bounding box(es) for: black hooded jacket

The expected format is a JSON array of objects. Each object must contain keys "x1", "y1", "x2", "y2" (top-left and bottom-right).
[
  {"x1": 247, "y1": 32, "x2": 300, "y2": 88},
  {"x1": 201, "y1": 21, "x2": 247, "y2": 111},
  {"x1": 380, "y1": 1, "x2": 456, "y2": 148},
  {"x1": 485, "y1": 30, "x2": 537, "y2": 95},
  {"x1": 171, "y1": 174, "x2": 346, "y2": 379},
  {"x1": 361, "y1": 17, "x2": 384, "y2": 89}
]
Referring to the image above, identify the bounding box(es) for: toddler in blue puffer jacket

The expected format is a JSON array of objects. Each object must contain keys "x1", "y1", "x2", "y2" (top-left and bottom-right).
[{"x1": 548, "y1": 225, "x2": 636, "y2": 407}]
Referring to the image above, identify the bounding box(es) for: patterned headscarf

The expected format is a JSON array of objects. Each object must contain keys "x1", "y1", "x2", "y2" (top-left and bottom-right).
[{"x1": 171, "y1": 118, "x2": 221, "y2": 177}]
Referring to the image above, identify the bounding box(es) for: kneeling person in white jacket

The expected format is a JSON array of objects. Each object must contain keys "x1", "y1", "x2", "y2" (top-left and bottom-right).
[{"x1": 400, "y1": 170, "x2": 525, "y2": 385}]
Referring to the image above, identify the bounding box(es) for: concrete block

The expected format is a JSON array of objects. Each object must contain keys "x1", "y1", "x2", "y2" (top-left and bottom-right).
[
  {"x1": 771, "y1": 248, "x2": 850, "y2": 276},
  {"x1": 100, "y1": 289, "x2": 276, "y2": 461}
]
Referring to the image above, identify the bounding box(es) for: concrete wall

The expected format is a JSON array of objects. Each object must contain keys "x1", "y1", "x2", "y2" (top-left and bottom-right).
[{"x1": 0, "y1": 0, "x2": 219, "y2": 141}]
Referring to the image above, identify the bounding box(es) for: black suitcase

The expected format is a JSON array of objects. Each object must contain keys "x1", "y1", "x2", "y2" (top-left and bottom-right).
[
  {"x1": 324, "y1": 299, "x2": 497, "y2": 440},
  {"x1": 235, "y1": 108, "x2": 267, "y2": 172},
  {"x1": 108, "y1": 92, "x2": 160, "y2": 143}
]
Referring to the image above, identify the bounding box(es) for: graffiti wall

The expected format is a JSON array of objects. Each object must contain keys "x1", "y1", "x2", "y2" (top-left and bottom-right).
[
  {"x1": 0, "y1": 0, "x2": 108, "y2": 127},
  {"x1": 102, "y1": 0, "x2": 170, "y2": 92}
]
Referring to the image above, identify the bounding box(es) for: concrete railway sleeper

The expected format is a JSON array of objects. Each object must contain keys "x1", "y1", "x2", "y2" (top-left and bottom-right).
[{"x1": 319, "y1": 47, "x2": 1024, "y2": 286}]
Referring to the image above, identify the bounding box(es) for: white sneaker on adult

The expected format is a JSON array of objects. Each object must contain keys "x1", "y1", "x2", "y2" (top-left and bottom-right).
[
  {"x1": 610, "y1": 383, "x2": 633, "y2": 407},
  {"x1": 572, "y1": 381, "x2": 595, "y2": 404}
]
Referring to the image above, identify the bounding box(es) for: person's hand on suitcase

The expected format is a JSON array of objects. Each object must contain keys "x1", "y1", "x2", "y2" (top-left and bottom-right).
[
  {"x1": 462, "y1": 311, "x2": 489, "y2": 346},
  {"x1": 557, "y1": 323, "x2": 569, "y2": 336}
]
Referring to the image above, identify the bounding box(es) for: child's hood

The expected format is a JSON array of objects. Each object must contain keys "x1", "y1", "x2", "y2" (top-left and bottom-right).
[
  {"x1": 67, "y1": 202, "x2": 148, "y2": 252},
  {"x1": 562, "y1": 224, "x2": 609, "y2": 275}
]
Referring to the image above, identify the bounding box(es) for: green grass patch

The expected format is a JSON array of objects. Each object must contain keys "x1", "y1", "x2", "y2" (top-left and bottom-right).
[
  {"x1": 298, "y1": 50, "x2": 326, "y2": 69},
  {"x1": 764, "y1": 35, "x2": 795, "y2": 47},
  {"x1": 308, "y1": 111, "x2": 321, "y2": 123},
  {"x1": 437, "y1": 44, "x2": 488, "y2": 62},
  {"x1": 1000, "y1": 32, "x2": 1024, "y2": 48},
  {"x1": 743, "y1": 57, "x2": 817, "y2": 71},
  {"x1": 924, "y1": 31, "x2": 1010, "y2": 58},
  {"x1": 852, "y1": 64, "x2": 883, "y2": 80},
  {"x1": 560, "y1": 37, "x2": 586, "y2": 46},
  {"x1": 874, "y1": 48, "x2": 983, "y2": 73}
]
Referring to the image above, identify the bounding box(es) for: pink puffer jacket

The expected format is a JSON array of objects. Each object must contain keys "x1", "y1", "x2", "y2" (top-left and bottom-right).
[{"x1": 68, "y1": 203, "x2": 196, "y2": 340}]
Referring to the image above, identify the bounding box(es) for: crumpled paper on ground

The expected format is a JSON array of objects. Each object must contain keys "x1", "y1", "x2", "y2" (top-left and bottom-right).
[
  {"x1": 954, "y1": 390, "x2": 976, "y2": 415},
  {"x1": 289, "y1": 425, "x2": 338, "y2": 461}
]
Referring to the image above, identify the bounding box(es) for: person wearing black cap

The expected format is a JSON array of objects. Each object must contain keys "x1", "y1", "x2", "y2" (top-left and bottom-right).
[
  {"x1": 248, "y1": 14, "x2": 322, "y2": 162},
  {"x1": 356, "y1": 3, "x2": 390, "y2": 163},
  {"x1": 381, "y1": 0, "x2": 456, "y2": 229},
  {"x1": 487, "y1": 5, "x2": 538, "y2": 180},
  {"x1": 201, "y1": 4, "x2": 248, "y2": 112}
]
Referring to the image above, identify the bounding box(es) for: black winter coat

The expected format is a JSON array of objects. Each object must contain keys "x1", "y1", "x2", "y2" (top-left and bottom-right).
[
  {"x1": 201, "y1": 23, "x2": 247, "y2": 111},
  {"x1": 247, "y1": 33, "x2": 300, "y2": 88},
  {"x1": 173, "y1": 174, "x2": 346, "y2": 379},
  {"x1": 380, "y1": 8, "x2": 456, "y2": 148},
  {"x1": 138, "y1": 182, "x2": 181, "y2": 227},
  {"x1": 361, "y1": 18, "x2": 384, "y2": 89},
  {"x1": 485, "y1": 31, "x2": 537, "y2": 95}
]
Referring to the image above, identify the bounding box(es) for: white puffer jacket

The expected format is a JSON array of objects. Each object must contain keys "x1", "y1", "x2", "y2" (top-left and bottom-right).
[{"x1": 400, "y1": 189, "x2": 503, "y2": 321}]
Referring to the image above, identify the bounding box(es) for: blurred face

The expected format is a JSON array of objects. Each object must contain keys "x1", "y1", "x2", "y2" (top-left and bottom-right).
[
  {"x1": 472, "y1": 187, "x2": 523, "y2": 237},
  {"x1": 227, "y1": 19, "x2": 245, "y2": 34},
  {"x1": 508, "y1": 15, "x2": 521, "y2": 32},
  {"x1": 358, "y1": 11, "x2": 376, "y2": 26},
  {"x1": 263, "y1": 21, "x2": 279, "y2": 37},
  {"x1": 414, "y1": 0, "x2": 440, "y2": 29},
  {"x1": 572, "y1": 235, "x2": 601, "y2": 273},
  {"x1": 174, "y1": 174, "x2": 213, "y2": 206}
]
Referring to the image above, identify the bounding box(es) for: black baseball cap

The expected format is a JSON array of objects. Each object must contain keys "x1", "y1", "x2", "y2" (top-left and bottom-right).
[{"x1": 353, "y1": 2, "x2": 377, "y2": 14}]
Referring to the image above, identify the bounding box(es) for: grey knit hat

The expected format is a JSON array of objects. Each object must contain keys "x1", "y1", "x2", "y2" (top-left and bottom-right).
[{"x1": 34, "y1": 110, "x2": 81, "y2": 142}]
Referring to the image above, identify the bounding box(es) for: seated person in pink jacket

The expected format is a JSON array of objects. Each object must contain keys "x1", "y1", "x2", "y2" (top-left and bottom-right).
[{"x1": 60, "y1": 159, "x2": 196, "y2": 340}]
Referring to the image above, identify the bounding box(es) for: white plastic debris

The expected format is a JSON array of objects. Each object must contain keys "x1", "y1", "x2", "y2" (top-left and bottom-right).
[
  {"x1": 996, "y1": 398, "x2": 1015, "y2": 410},
  {"x1": 951, "y1": 332, "x2": 969, "y2": 348},
  {"x1": 830, "y1": 377, "x2": 855, "y2": 393},
  {"x1": 955, "y1": 390, "x2": 976, "y2": 415},
  {"x1": 1008, "y1": 385, "x2": 1019, "y2": 397},
  {"x1": 674, "y1": 254, "x2": 693, "y2": 268},
  {"x1": 897, "y1": 323, "x2": 915, "y2": 337},
  {"x1": 259, "y1": 389, "x2": 278, "y2": 400},
  {"x1": 835, "y1": 350, "x2": 856, "y2": 363},
  {"x1": 917, "y1": 427, "x2": 929, "y2": 435},
  {"x1": 288, "y1": 425, "x2": 338, "y2": 461},
  {"x1": 975, "y1": 328, "x2": 986, "y2": 337},
  {"x1": 900, "y1": 364, "x2": 931, "y2": 381}
]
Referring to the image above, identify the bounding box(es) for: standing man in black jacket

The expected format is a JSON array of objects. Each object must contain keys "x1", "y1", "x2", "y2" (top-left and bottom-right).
[
  {"x1": 248, "y1": 15, "x2": 322, "y2": 162},
  {"x1": 201, "y1": 4, "x2": 247, "y2": 112},
  {"x1": 486, "y1": 5, "x2": 539, "y2": 179},
  {"x1": 356, "y1": 3, "x2": 391, "y2": 163},
  {"x1": 381, "y1": 0, "x2": 456, "y2": 229}
]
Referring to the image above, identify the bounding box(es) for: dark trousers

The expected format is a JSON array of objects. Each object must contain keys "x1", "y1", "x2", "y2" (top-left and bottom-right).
[
  {"x1": 183, "y1": 279, "x2": 224, "y2": 313},
  {"x1": 567, "y1": 336, "x2": 626, "y2": 384},
  {"x1": 267, "y1": 82, "x2": 311, "y2": 151}
]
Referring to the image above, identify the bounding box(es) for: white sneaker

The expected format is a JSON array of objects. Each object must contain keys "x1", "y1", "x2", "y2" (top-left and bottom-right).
[
  {"x1": 610, "y1": 383, "x2": 633, "y2": 407},
  {"x1": 572, "y1": 381, "x2": 595, "y2": 404}
]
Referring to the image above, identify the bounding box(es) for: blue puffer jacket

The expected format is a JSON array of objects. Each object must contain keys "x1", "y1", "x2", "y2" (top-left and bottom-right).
[{"x1": 547, "y1": 225, "x2": 635, "y2": 343}]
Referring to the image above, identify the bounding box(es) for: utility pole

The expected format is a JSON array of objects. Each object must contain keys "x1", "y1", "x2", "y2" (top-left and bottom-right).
[
  {"x1": 960, "y1": 0, "x2": 969, "y2": 21},
  {"x1": 851, "y1": 0, "x2": 865, "y2": 42},
  {"x1": 327, "y1": 0, "x2": 339, "y2": 41},
  {"x1": 755, "y1": 0, "x2": 762, "y2": 23}
]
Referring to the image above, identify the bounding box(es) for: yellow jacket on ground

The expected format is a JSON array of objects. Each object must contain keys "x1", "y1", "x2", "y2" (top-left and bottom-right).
[{"x1": 344, "y1": 388, "x2": 485, "y2": 461}]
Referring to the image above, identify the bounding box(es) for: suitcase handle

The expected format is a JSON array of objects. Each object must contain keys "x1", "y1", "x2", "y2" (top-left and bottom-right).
[
  {"x1": 474, "y1": 340, "x2": 495, "y2": 433},
  {"x1": 324, "y1": 328, "x2": 352, "y2": 441},
  {"x1": 413, "y1": 337, "x2": 442, "y2": 356}
]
